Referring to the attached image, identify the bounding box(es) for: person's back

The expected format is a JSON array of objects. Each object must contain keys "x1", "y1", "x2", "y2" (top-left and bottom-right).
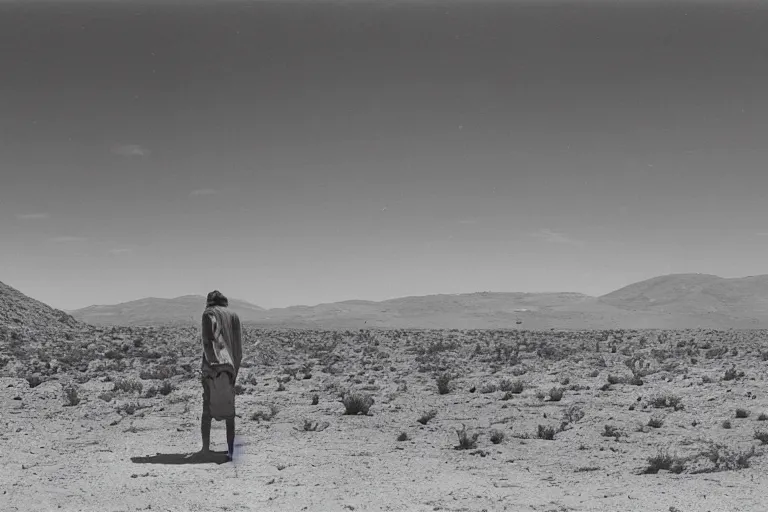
[{"x1": 198, "y1": 290, "x2": 242, "y2": 461}]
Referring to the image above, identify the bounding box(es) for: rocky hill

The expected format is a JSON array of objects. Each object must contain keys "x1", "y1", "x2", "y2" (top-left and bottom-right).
[
  {"x1": 1, "y1": 280, "x2": 81, "y2": 331},
  {"x1": 70, "y1": 295, "x2": 265, "y2": 326}
]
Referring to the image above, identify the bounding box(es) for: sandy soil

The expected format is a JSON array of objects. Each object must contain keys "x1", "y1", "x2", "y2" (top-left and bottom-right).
[{"x1": 2, "y1": 328, "x2": 768, "y2": 511}]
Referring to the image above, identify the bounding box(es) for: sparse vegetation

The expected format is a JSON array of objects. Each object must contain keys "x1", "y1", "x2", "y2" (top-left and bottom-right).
[
  {"x1": 455, "y1": 424, "x2": 480, "y2": 450},
  {"x1": 436, "y1": 373, "x2": 452, "y2": 395},
  {"x1": 113, "y1": 379, "x2": 143, "y2": 394},
  {"x1": 537, "y1": 425, "x2": 556, "y2": 440},
  {"x1": 63, "y1": 384, "x2": 80, "y2": 406},
  {"x1": 643, "y1": 449, "x2": 685, "y2": 474},
  {"x1": 251, "y1": 405, "x2": 279, "y2": 422},
  {"x1": 736, "y1": 408, "x2": 750, "y2": 419},
  {"x1": 342, "y1": 392, "x2": 374, "y2": 415},
  {"x1": 417, "y1": 410, "x2": 437, "y2": 425}
]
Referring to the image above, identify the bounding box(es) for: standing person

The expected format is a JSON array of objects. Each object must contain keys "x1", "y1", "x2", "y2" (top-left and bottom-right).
[{"x1": 198, "y1": 290, "x2": 243, "y2": 461}]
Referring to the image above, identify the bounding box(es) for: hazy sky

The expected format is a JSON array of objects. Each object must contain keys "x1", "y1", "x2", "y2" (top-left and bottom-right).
[{"x1": 2, "y1": 0, "x2": 768, "y2": 310}]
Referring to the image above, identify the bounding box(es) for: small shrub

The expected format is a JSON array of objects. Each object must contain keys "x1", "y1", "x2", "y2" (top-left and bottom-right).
[
  {"x1": 455, "y1": 424, "x2": 479, "y2": 450},
  {"x1": 251, "y1": 405, "x2": 279, "y2": 422},
  {"x1": 63, "y1": 384, "x2": 80, "y2": 406},
  {"x1": 537, "y1": 425, "x2": 556, "y2": 440},
  {"x1": 736, "y1": 408, "x2": 750, "y2": 419},
  {"x1": 648, "y1": 416, "x2": 664, "y2": 428},
  {"x1": 758, "y1": 412, "x2": 768, "y2": 421},
  {"x1": 698, "y1": 443, "x2": 759, "y2": 472},
  {"x1": 311, "y1": 394, "x2": 319, "y2": 405},
  {"x1": 650, "y1": 394, "x2": 684, "y2": 411},
  {"x1": 722, "y1": 420, "x2": 732, "y2": 429},
  {"x1": 98, "y1": 391, "x2": 115, "y2": 402},
  {"x1": 417, "y1": 410, "x2": 437, "y2": 425},
  {"x1": 117, "y1": 402, "x2": 138, "y2": 415},
  {"x1": 602, "y1": 424, "x2": 623, "y2": 439},
  {"x1": 507, "y1": 380, "x2": 524, "y2": 394},
  {"x1": 342, "y1": 392, "x2": 374, "y2": 415},
  {"x1": 563, "y1": 405, "x2": 585, "y2": 424},
  {"x1": 644, "y1": 449, "x2": 685, "y2": 474},
  {"x1": 397, "y1": 432, "x2": 409, "y2": 442},
  {"x1": 548, "y1": 387, "x2": 564, "y2": 402},
  {"x1": 479, "y1": 382, "x2": 498, "y2": 394},
  {"x1": 436, "y1": 373, "x2": 452, "y2": 394},
  {"x1": 723, "y1": 366, "x2": 744, "y2": 381},
  {"x1": 489, "y1": 430, "x2": 505, "y2": 444},
  {"x1": 158, "y1": 381, "x2": 174, "y2": 396},
  {"x1": 754, "y1": 430, "x2": 768, "y2": 445},
  {"x1": 498, "y1": 379, "x2": 515, "y2": 392},
  {"x1": 26, "y1": 375, "x2": 43, "y2": 389},
  {"x1": 112, "y1": 379, "x2": 143, "y2": 394}
]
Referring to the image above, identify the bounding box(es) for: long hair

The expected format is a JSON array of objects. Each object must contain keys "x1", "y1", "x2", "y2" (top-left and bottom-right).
[{"x1": 206, "y1": 290, "x2": 228, "y2": 308}]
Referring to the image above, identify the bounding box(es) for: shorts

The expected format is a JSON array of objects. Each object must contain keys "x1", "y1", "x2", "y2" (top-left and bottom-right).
[{"x1": 201, "y1": 372, "x2": 236, "y2": 421}]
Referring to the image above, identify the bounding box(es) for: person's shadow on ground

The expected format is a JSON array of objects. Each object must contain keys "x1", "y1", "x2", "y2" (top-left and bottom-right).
[{"x1": 130, "y1": 451, "x2": 229, "y2": 465}]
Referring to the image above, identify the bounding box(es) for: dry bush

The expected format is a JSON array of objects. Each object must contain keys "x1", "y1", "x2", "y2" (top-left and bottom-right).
[
  {"x1": 436, "y1": 373, "x2": 452, "y2": 395},
  {"x1": 417, "y1": 410, "x2": 437, "y2": 425},
  {"x1": 455, "y1": 424, "x2": 479, "y2": 450},
  {"x1": 479, "y1": 382, "x2": 498, "y2": 394},
  {"x1": 563, "y1": 405, "x2": 585, "y2": 424},
  {"x1": 691, "y1": 444, "x2": 760, "y2": 473},
  {"x1": 112, "y1": 379, "x2": 143, "y2": 394},
  {"x1": 342, "y1": 392, "x2": 374, "y2": 415},
  {"x1": 548, "y1": 387, "x2": 565, "y2": 402},
  {"x1": 649, "y1": 394, "x2": 684, "y2": 411},
  {"x1": 489, "y1": 430, "x2": 505, "y2": 444},
  {"x1": 723, "y1": 366, "x2": 745, "y2": 381},
  {"x1": 251, "y1": 405, "x2": 279, "y2": 422},
  {"x1": 736, "y1": 408, "x2": 750, "y2": 419},
  {"x1": 602, "y1": 424, "x2": 624, "y2": 440},
  {"x1": 62, "y1": 384, "x2": 81, "y2": 406},
  {"x1": 537, "y1": 425, "x2": 556, "y2": 440},
  {"x1": 643, "y1": 449, "x2": 686, "y2": 474}
]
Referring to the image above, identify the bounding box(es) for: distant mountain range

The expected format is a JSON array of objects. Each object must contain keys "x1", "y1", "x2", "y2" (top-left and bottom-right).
[{"x1": 57, "y1": 273, "x2": 768, "y2": 329}]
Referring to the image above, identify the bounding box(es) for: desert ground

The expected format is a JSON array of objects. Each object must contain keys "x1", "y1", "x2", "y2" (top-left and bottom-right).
[{"x1": 2, "y1": 324, "x2": 768, "y2": 512}]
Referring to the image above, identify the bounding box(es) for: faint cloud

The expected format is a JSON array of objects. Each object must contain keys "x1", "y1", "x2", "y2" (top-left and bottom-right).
[
  {"x1": 51, "y1": 236, "x2": 87, "y2": 243},
  {"x1": 531, "y1": 229, "x2": 585, "y2": 246},
  {"x1": 189, "y1": 188, "x2": 219, "y2": 197},
  {"x1": 108, "y1": 248, "x2": 132, "y2": 256},
  {"x1": 15, "y1": 213, "x2": 49, "y2": 220},
  {"x1": 112, "y1": 144, "x2": 149, "y2": 157}
]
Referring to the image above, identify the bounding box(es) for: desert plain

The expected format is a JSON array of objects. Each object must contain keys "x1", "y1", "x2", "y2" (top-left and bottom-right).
[{"x1": 3, "y1": 279, "x2": 768, "y2": 512}]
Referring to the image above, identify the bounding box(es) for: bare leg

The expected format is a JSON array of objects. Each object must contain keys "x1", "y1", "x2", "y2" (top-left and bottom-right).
[
  {"x1": 201, "y1": 415, "x2": 212, "y2": 453},
  {"x1": 226, "y1": 418, "x2": 235, "y2": 459},
  {"x1": 200, "y1": 377, "x2": 212, "y2": 453}
]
